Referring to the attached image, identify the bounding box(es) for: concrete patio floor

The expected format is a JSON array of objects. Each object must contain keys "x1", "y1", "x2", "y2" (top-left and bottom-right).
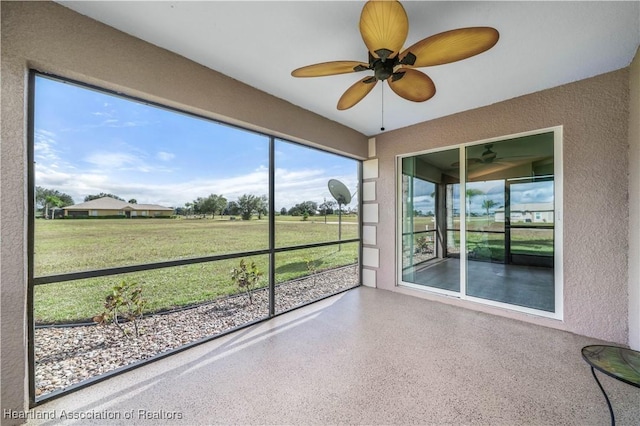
[{"x1": 27, "y1": 287, "x2": 640, "y2": 425}]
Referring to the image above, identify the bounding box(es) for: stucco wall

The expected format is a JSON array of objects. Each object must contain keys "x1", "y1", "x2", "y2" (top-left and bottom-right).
[
  {"x1": 373, "y1": 69, "x2": 630, "y2": 344},
  {"x1": 629, "y1": 47, "x2": 640, "y2": 351},
  {"x1": 1, "y1": 1, "x2": 366, "y2": 420},
  {"x1": 1, "y1": 54, "x2": 30, "y2": 421}
]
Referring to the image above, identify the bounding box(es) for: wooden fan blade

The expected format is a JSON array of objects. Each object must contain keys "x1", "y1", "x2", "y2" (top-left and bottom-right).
[
  {"x1": 337, "y1": 77, "x2": 378, "y2": 110},
  {"x1": 292, "y1": 61, "x2": 370, "y2": 77},
  {"x1": 359, "y1": 0, "x2": 408, "y2": 60},
  {"x1": 400, "y1": 27, "x2": 499, "y2": 68},
  {"x1": 388, "y1": 69, "x2": 435, "y2": 102}
]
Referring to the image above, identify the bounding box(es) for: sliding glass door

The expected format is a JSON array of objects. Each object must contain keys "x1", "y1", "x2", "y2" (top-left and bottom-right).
[
  {"x1": 464, "y1": 134, "x2": 555, "y2": 312},
  {"x1": 401, "y1": 148, "x2": 460, "y2": 293},
  {"x1": 398, "y1": 129, "x2": 561, "y2": 317}
]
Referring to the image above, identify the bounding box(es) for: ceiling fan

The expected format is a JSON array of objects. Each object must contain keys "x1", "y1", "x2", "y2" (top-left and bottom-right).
[
  {"x1": 291, "y1": 0, "x2": 499, "y2": 110},
  {"x1": 473, "y1": 144, "x2": 499, "y2": 164},
  {"x1": 450, "y1": 144, "x2": 501, "y2": 168},
  {"x1": 451, "y1": 144, "x2": 537, "y2": 169}
]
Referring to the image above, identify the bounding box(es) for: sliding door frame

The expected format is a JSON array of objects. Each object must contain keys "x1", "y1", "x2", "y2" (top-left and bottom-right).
[{"x1": 396, "y1": 126, "x2": 563, "y2": 320}]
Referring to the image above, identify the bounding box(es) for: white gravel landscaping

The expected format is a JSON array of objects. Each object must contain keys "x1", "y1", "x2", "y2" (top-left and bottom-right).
[{"x1": 35, "y1": 265, "x2": 359, "y2": 397}]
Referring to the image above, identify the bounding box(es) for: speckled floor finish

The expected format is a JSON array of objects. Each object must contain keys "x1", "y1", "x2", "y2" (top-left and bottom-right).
[{"x1": 28, "y1": 287, "x2": 640, "y2": 425}]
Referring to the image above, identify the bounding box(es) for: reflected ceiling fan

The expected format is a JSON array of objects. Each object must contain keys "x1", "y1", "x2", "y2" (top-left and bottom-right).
[
  {"x1": 451, "y1": 144, "x2": 535, "y2": 169},
  {"x1": 471, "y1": 144, "x2": 499, "y2": 164},
  {"x1": 291, "y1": 0, "x2": 499, "y2": 110}
]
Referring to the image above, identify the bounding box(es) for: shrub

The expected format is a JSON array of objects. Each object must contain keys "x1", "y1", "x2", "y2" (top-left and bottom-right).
[
  {"x1": 305, "y1": 257, "x2": 318, "y2": 285},
  {"x1": 93, "y1": 280, "x2": 146, "y2": 338},
  {"x1": 230, "y1": 259, "x2": 263, "y2": 304},
  {"x1": 416, "y1": 236, "x2": 432, "y2": 254}
]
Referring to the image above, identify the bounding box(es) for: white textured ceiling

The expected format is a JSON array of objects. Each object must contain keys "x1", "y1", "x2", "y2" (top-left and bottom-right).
[{"x1": 59, "y1": 1, "x2": 640, "y2": 137}]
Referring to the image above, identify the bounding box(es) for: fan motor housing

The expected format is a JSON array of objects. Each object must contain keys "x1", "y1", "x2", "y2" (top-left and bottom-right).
[{"x1": 372, "y1": 56, "x2": 397, "y2": 81}]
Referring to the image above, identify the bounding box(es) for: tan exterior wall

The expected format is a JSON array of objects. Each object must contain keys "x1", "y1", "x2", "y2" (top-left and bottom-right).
[
  {"x1": 1, "y1": 1, "x2": 366, "y2": 421},
  {"x1": 151, "y1": 211, "x2": 173, "y2": 217},
  {"x1": 65, "y1": 209, "x2": 122, "y2": 217},
  {"x1": 64, "y1": 209, "x2": 174, "y2": 217},
  {"x1": 629, "y1": 47, "x2": 640, "y2": 351},
  {"x1": 373, "y1": 69, "x2": 631, "y2": 345}
]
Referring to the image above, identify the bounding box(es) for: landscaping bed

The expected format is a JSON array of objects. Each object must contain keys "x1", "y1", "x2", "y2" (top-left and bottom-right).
[{"x1": 35, "y1": 265, "x2": 358, "y2": 397}]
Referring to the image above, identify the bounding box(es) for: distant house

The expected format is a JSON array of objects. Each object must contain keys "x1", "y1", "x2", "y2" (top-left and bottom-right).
[
  {"x1": 63, "y1": 197, "x2": 174, "y2": 218},
  {"x1": 494, "y1": 203, "x2": 554, "y2": 223}
]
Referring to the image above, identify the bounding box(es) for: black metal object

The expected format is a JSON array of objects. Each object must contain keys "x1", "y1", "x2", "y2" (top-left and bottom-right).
[
  {"x1": 581, "y1": 345, "x2": 640, "y2": 426},
  {"x1": 27, "y1": 70, "x2": 37, "y2": 407},
  {"x1": 401, "y1": 229, "x2": 438, "y2": 237},
  {"x1": 33, "y1": 250, "x2": 270, "y2": 285},
  {"x1": 505, "y1": 180, "x2": 511, "y2": 264},
  {"x1": 509, "y1": 225, "x2": 554, "y2": 230},
  {"x1": 268, "y1": 136, "x2": 276, "y2": 317},
  {"x1": 590, "y1": 366, "x2": 616, "y2": 426},
  {"x1": 33, "y1": 240, "x2": 360, "y2": 286}
]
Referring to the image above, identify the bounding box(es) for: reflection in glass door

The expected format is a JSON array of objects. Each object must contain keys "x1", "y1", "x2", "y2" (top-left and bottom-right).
[
  {"x1": 465, "y1": 134, "x2": 555, "y2": 312},
  {"x1": 401, "y1": 149, "x2": 460, "y2": 293},
  {"x1": 399, "y1": 129, "x2": 560, "y2": 316},
  {"x1": 506, "y1": 179, "x2": 554, "y2": 269}
]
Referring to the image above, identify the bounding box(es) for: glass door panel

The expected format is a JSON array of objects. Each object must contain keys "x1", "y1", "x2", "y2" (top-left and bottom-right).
[
  {"x1": 465, "y1": 133, "x2": 555, "y2": 311},
  {"x1": 507, "y1": 179, "x2": 554, "y2": 266},
  {"x1": 401, "y1": 149, "x2": 460, "y2": 292},
  {"x1": 465, "y1": 180, "x2": 505, "y2": 263}
]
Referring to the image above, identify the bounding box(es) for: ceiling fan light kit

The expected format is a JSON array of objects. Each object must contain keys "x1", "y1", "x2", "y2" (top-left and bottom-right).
[{"x1": 291, "y1": 0, "x2": 499, "y2": 111}]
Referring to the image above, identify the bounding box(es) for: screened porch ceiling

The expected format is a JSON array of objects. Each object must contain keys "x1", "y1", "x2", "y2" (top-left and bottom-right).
[{"x1": 58, "y1": 1, "x2": 640, "y2": 136}]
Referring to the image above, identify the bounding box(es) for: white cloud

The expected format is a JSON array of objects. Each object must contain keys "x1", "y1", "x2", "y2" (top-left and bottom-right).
[
  {"x1": 36, "y1": 152, "x2": 358, "y2": 210},
  {"x1": 156, "y1": 151, "x2": 175, "y2": 161},
  {"x1": 84, "y1": 151, "x2": 174, "y2": 174},
  {"x1": 34, "y1": 129, "x2": 60, "y2": 162},
  {"x1": 85, "y1": 152, "x2": 139, "y2": 169}
]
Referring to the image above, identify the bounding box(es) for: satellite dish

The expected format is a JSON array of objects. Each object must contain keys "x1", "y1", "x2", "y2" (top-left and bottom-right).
[
  {"x1": 328, "y1": 179, "x2": 352, "y2": 205},
  {"x1": 327, "y1": 179, "x2": 352, "y2": 250}
]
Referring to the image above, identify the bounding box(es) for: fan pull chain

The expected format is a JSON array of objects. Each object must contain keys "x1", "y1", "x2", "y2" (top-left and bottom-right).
[{"x1": 380, "y1": 84, "x2": 385, "y2": 132}]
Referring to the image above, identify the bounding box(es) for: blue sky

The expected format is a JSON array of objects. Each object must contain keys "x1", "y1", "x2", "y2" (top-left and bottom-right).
[
  {"x1": 34, "y1": 76, "x2": 358, "y2": 210},
  {"x1": 409, "y1": 179, "x2": 553, "y2": 215}
]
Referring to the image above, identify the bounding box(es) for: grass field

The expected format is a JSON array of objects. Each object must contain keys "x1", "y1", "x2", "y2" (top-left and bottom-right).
[
  {"x1": 406, "y1": 216, "x2": 553, "y2": 262},
  {"x1": 34, "y1": 216, "x2": 359, "y2": 323}
]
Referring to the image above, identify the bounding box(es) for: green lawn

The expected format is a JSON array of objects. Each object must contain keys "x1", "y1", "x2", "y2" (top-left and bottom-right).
[
  {"x1": 406, "y1": 215, "x2": 553, "y2": 262},
  {"x1": 34, "y1": 217, "x2": 359, "y2": 323}
]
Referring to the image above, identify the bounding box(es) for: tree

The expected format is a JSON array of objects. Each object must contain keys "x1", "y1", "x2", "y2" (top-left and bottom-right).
[
  {"x1": 212, "y1": 194, "x2": 228, "y2": 218},
  {"x1": 466, "y1": 188, "x2": 484, "y2": 217},
  {"x1": 319, "y1": 199, "x2": 336, "y2": 224},
  {"x1": 36, "y1": 187, "x2": 74, "y2": 208},
  {"x1": 255, "y1": 195, "x2": 268, "y2": 220},
  {"x1": 200, "y1": 194, "x2": 227, "y2": 218},
  {"x1": 128, "y1": 198, "x2": 137, "y2": 204},
  {"x1": 44, "y1": 195, "x2": 63, "y2": 219},
  {"x1": 482, "y1": 198, "x2": 498, "y2": 218},
  {"x1": 236, "y1": 194, "x2": 261, "y2": 220},
  {"x1": 84, "y1": 193, "x2": 124, "y2": 202},
  {"x1": 35, "y1": 187, "x2": 74, "y2": 218},
  {"x1": 288, "y1": 201, "x2": 317, "y2": 217},
  {"x1": 224, "y1": 201, "x2": 240, "y2": 216},
  {"x1": 280, "y1": 207, "x2": 287, "y2": 216},
  {"x1": 192, "y1": 196, "x2": 205, "y2": 216},
  {"x1": 191, "y1": 194, "x2": 228, "y2": 218}
]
